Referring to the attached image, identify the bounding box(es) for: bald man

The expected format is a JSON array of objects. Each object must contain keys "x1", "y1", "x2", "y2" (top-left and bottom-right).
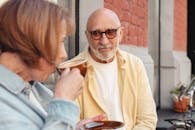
[{"x1": 76, "y1": 8, "x2": 157, "y2": 130}]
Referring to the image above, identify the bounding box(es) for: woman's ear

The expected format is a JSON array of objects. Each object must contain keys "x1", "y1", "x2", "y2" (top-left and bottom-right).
[{"x1": 37, "y1": 57, "x2": 50, "y2": 70}]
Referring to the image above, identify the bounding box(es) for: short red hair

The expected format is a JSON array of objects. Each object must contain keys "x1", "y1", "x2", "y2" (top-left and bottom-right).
[{"x1": 0, "y1": 0, "x2": 74, "y2": 68}]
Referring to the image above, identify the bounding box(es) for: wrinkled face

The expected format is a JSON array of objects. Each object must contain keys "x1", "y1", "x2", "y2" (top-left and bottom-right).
[
  {"x1": 54, "y1": 20, "x2": 68, "y2": 66},
  {"x1": 85, "y1": 10, "x2": 123, "y2": 63},
  {"x1": 32, "y1": 20, "x2": 68, "y2": 82}
]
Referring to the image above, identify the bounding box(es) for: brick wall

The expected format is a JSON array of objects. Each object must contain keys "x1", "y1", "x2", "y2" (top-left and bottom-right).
[
  {"x1": 173, "y1": 0, "x2": 187, "y2": 51},
  {"x1": 104, "y1": 0, "x2": 148, "y2": 47}
]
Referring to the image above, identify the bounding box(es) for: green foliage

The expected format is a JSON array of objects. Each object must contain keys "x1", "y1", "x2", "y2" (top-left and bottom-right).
[{"x1": 170, "y1": 82, "x2": 187, "y2": 96}]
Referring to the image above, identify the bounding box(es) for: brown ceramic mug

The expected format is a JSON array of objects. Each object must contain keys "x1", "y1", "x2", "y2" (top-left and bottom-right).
[{"x1": 57, "y1": 58, "x2": 87, "y2": 76}]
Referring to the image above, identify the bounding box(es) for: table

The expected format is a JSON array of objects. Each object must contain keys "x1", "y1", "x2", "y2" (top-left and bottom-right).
[{"x1": 156, "y1": 109, "x2": 195, "y2": 130}]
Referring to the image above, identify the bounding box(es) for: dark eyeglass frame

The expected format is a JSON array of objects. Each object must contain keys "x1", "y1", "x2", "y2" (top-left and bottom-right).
[{"x1": 88, "y1": 26, "x2": 121, "y2": 40}]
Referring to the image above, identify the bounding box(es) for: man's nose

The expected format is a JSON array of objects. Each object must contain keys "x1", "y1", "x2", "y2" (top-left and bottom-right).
[{"x1": 100, "y1": 33, "x2": 109, "y2": 44}]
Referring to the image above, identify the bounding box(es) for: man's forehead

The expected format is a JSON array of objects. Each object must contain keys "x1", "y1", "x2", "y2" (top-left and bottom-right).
[
  {"x1": 87, "y1": 18, "x2": 120, "y2": 31},
  {"x1": 88, "y1": 26, "x2": 119, "y2": 31},
  {"x1": 87, "y1": 9, "x2": 121, "y2": 30}
]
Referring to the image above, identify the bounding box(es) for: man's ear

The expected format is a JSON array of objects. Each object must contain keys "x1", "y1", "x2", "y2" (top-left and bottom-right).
[
  {"x1": 85, "y1": 30, "x2": 90, "y2": 40},
  {"x1": 119, "y1": 27, "x2": 124, "y2": 42}
]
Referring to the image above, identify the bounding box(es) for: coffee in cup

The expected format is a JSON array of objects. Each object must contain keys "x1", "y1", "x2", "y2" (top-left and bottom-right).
[{"x1": 57, "y1": 58, "x2": 87, "y2": 76}]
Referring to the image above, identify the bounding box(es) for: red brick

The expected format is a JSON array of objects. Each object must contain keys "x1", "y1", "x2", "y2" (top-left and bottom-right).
[
  {"x1": 104, "y1": 0, "x2": 148, "y2": 46},
  {"x1": 173, "y1": 0, "x2": 187, "y2": 51}
]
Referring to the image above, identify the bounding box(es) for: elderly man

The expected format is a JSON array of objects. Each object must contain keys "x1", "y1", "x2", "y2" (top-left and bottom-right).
[{"x1": 76, "y1": 8, "x2": 157, "y2": 130}]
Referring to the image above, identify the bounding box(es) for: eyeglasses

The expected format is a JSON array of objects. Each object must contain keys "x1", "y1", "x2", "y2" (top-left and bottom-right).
[{"x1": 88, "y1": 27, "x2": 121, "y2": 40}]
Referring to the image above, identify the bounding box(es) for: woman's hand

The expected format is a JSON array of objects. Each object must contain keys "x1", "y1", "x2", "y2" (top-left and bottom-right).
[
  {"x1": 76, "y1": 114, "x2": 107, "y2": 130},
  {"x1": 54, "y1": 68, "x2": 84, "y2": 100}
]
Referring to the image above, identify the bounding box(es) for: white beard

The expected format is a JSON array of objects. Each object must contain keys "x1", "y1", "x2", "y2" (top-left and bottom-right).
[{"x1": 89, "y1": 44, "x2": 117, "y2": 62}]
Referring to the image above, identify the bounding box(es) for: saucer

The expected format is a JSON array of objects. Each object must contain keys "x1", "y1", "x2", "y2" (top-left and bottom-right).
[{"x1": 83, "y1": 120, "x2": 124, "y2": 129}]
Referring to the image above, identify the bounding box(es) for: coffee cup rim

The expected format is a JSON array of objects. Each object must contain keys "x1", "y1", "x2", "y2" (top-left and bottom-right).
[{"x1": 57, "y1": 58, "x2": 87, "y2": 69}]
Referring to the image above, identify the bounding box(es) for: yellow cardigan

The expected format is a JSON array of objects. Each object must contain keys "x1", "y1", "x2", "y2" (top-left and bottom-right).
[{"x1": 76, "y1": 49, "x2": 157, "y2": 130}]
